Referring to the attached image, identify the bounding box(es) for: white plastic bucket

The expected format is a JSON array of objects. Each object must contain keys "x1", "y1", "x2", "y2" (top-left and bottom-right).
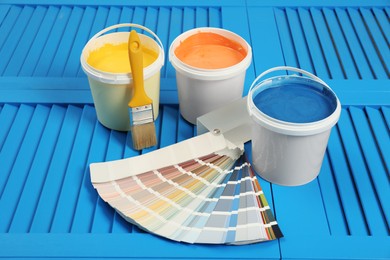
[
  {"x1": 80, "y1": 24, "x2": 164, "y2": 131},
  {"x1": 169, "y1": 27, "x2": 252, "y2": 124},
  {"x1": 247, "y1": 66, "x2": 341, "y2": 186}
]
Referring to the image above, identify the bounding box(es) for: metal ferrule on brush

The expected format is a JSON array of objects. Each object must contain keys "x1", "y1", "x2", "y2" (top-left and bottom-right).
[{"x1": 129, "y1": 104, "x2": 154, "y2": 126}]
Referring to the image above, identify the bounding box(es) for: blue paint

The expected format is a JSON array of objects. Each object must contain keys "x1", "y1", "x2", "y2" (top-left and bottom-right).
[{"x1": 253, "y1": 78, "x2": 337, "y2": 123}]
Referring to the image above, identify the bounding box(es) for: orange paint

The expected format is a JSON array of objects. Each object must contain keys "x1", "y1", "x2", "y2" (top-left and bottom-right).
[{"x1": 174, "y1": 32, "x2": 247, "y2": 69}]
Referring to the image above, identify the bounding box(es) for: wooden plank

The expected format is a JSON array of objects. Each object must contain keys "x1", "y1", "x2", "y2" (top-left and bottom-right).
[
  {"x1": 0, "y1": 105, "x2": 49, "y2": 232},
  {"x1": 18, "y1": 6, "x2": 59, "y2": 77},
  {"x1": 0, "y1": 6, "x2": 34, "y2": 75},
  {"x1": 0, "y1": 89, "x2": 94, "y2": 104},
  {"x1": 0, "y1": 5, "x2": 22, "y2": 50},
  {"x1": 372, "y1": 7, "x2": 390, "y2": 45},
  {"x1": 281, "y1": 235, "x2": 390, "y2": 259},
  {"x1": 105, "y1": 6, "x2": 121, "y2": 29},
  {"x1": 335, "y1": 8, "x2": 374, "y2": 79},
  {"x1": 195, "y1": 7, "x2": 208, "y2": 27},
  {"x1": 337, "y1": 107, "x2": 388, "y2": 235},
  {"x1": 209, "y1": 7, "x2": 221, "y2": 27},
  {"x1": 182, "y1": 7, "x2": 195, "y2": 31},
  {"x1": 29, "y1": 106, "x2": 83, "y2": 232},
  {"x1": 33, "y1": 6, "x2": 72, "y2": 77},
  {"x1": 0, "y1": 233, "x2": 280, "y2": 259},
  {"x1": 272, "y1": 180, "x2": 330, "y2": 236},
  {"x1": 247, "y1": 0, "x2": 389, "y2": 7},
  {"x1": 117, "y1": 6, "x2": 134, "y2": 31},
  {"x1": 323, "y1": 8, "x2": 359, "y2": 79},
  {"x1": 382, "y1": 106, "x2": 390, "y2": 134},
  {"x1": 298, "y1": 7, "x2": 330, "y2": 78},
  {"x1": 365, "y1": 106, "x2": 390, "y2": 173},
  {"x1": 0, "y1": 5, "x2": 11, "y2": 25},
  {"x1": 0, "y1": 77, "x2": 389, "y2": 106},
  {"x1": 0, "y1": 104, "x2": 18, "y2": 151},
  {"x1": 274, "y1": 8, "x2": 299, "y2": 71},
  {"x1": 0, "y1": 105, "x2": 34, "y2": 198},
  {"x1": 144, "y1": 7, "x2": 158, "y2": 34},
  {"x1": 317, "y1": 150, "x2": 349, "y2": 235},
  {"x1": 360, "y1": 7, "x2": 390, "y2": 77},
  {"x1": 286, "y1": 8, "x2": 315, "y2": 74},
  {"x1": 3, "y1": 6, "x2": 46, "y2": 76},
  {"x1": 160, "y1": 105, "x2": 179, "y2": 148},
  {"x1": 327, "y1": 111, "x2": 368, "y2": 235},
  {"x1": 8, "y1": 105, "x2": 66, "y2": 233},
  {"x1": 348, "y1": 8, "x2": 388, "y2": 79},
  {"x1": 350, "y1": 107, "x2": 390, "y2": 227},
  {"x1": 77, "y1": 6, "x2": 109, "y2": 77},
  {"x1": 63, "y1": 6, "x2": 96, "y2": 77},
  {"x1": 70, "y1": 118, "x2": 111, "y2": 233},
  {"x1": 50, "y1": 106, "x2": 97, "y2": 233},
  {"x1": 310, "y1": 8, "x2": 344, "y2": 79},
  {"x1": 177, "y1": 113, "x2": 194, "y2": 142},
  {"x1": 3, "y1": 0, "x2": 387, "y2": 7},
  {"x1": 47, "y1": 6, "x2": 84, "y2": 77},
  {"x1": 0, "y1": 0, "x2": 246, "y2": 7}
]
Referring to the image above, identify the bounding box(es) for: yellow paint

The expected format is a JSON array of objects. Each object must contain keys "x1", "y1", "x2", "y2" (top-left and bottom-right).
[
  {"x1": 175, "y1": 32, "x2": 246, "y2": 69},
  {"x1": 86, "y1": 41, "x2": 161, "y2": 130},
  {"x1": 87, "y1": 43, "x2": 158, "y2": 73}
]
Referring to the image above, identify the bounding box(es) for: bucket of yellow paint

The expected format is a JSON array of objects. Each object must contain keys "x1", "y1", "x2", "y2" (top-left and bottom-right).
[
  {"x1": 169, "y1": 27, "x2": 252, "y2": 124},
  {"x1": 81, "y1": 23, "x2": 164, "y2": 131}
]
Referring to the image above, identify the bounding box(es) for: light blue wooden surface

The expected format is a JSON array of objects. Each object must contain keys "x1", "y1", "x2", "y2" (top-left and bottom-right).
[{"x1": 0, "y1": 1, "x2": 389, "y2": 259}]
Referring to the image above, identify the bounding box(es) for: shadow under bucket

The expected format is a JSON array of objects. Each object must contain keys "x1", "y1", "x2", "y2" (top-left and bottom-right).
[{"x1": 247, "y1": 66, "x2": 341, "y2": 186}]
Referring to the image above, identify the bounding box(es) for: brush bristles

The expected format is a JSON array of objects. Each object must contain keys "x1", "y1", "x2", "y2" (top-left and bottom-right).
[{"x1": 131, "y1": 122, "x2": 157, "y2": 150}]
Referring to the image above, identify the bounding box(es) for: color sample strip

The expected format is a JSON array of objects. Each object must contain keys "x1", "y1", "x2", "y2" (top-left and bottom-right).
[
  {"x1": 195, "y1": 159, "x2": 243, "y2": 244},
  {"x1": 95, "y1": 153, "x2": 236, "y2": 240},
  {"x1": 249, "y1": 165, "x2": 283, "y2": 240},
  {"x1": 92, "y1": 152, "x2": 282, "y2": 244},
  {"x1": 174, "y1": 163, "x2": 235, "y2": 243},
  {"x1": 225, "y1": 168, "x2": 242, "y2": 244}
]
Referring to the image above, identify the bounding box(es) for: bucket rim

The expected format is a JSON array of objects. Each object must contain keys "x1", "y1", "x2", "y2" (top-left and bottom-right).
[
  {"x1": 169, "y1": 27, "x2": 252, "y2": 80},
  {"x1": 80, "y1": 24, "x2": 164, "y2": 85},
  {"x1": 247, "y1": 67, "x2": 341, "y2": 136}
]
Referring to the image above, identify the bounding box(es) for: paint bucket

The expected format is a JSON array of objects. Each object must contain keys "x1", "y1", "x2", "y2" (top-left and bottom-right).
[
  {"x1": 169, "y1": 27, "x2": 252, "y2": 124},
  {"x1": 247, "y1": 66, "x2": 341, "y2": 186},
  {"x1": 80, "y1": 23, "x2": 164, "y2": 131}
]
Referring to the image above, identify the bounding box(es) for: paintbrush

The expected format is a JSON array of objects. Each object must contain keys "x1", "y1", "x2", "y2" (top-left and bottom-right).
[{"x1": 128, "y1": 30, "x2": 157, "y2": 150}]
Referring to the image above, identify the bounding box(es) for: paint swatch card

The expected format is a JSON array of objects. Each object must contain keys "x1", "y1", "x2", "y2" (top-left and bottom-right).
[{"x1": 91, "y1": 148, "x2": 282, "y2": 244}]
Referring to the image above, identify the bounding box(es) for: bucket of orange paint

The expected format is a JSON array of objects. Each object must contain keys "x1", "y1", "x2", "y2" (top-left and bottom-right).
[
  {"x1": 80, "y1": 24, "x2": 164, "y2": 131},
  {"x1": 169, "y1": 27, "x2": 252, "y2": 124}
]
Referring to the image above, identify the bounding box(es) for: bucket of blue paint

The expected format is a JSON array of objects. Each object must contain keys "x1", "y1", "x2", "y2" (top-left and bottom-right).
[{"x1": 247, "y1": 66, "x2": 341, "y2": 186}]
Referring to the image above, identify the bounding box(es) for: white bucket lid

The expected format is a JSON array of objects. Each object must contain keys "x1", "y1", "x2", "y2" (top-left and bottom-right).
[
  {"x1": 247, "y1": 66, "x2": 341, "y2": 136},
  {"x1": 80, "y1": 23, "x2": 164, "y2": 85},
  {"x1": 169, "y1": 27, "x2": 252, "y2": 81}
]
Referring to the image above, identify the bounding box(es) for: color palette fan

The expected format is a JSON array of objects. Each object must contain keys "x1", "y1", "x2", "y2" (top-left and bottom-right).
[{"x1": 90, "y1": 132, "x2": 282, "y2": 244}]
